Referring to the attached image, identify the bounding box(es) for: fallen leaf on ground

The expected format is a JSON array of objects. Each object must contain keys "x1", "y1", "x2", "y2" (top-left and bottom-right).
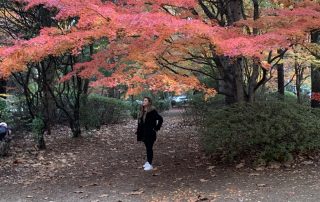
[
  {"x1": 98, "y1": 194, "x2": 109, "y2": 198},
  {"x1": 236, "y1": 163, "x2": 244, "y2": 169},
  {"x1": 269, "y1": 162, "x2": 281, "y2": 169},
  {"x1": 207, "y1": 166, "x2": 215, "y2": 170},
  {"x1": 125, "y1": 190, "x2": 144, "y2": 195},
  {"x1": 255, "y1": 167, "x2": 265, "y2": 171},
  {"x1": 249, "y1": 173, "x2": 260, "y2": 176},
  {"x1": 302, "y1": 161, "x2": 313, "y2": 165},
  {"x1": 196, "y1": 195, "x2": 209, "y2": 201}
]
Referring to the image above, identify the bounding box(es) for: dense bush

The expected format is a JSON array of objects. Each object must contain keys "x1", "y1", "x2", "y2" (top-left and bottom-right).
[
  {"x1": 184, "y1": 93, "x2": 225, "y2": 124},
  {"x1": 154, "y1": 99, "x2": 171, "y2": 112},
  {"x1": 0, "y1": 98, "x2": 10, "y2": 122},
  {"x1": 4, "y1": 96, "x2": 32, "y2": 130},
  {"x1": 80, "y1": 94, "x2": 130, "y2": 129},
  {"x1": 129, "y1": 101, "x2": 140, "y2": 120},
  {"x1": 201, "y1": 101, "x2": 320, "y2": 164},
  {"x1": 31, "y1": 116, "x2": 46, "y2": 149},
  {"x1": 255, "y1": 91, "x2": 310, "y2": 105}
]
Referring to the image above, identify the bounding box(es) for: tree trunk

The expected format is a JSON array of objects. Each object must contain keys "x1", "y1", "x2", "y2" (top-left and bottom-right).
[
  {"x1": 197, "y1": 0, "x2": 246, "y2": 105},
  {"x1": 311, "y1": 31, "x2": 320, "y2": 108},
  {"x1": 296, "y1": 83, "x2": 301, "y2": 104},
  {"x1": 0, "y1": 79, "x2": 6, "y2": 99},
  {"x1": 71, "y1": 119, "x2": 81, "y2": 138},
  {"x1": 218, "y1": 57, "x2": 244, "y2": 104},
  {"x1": 41, "y1": 60, "x2": 55, "y2": 135},
  {"x1": 277, "y1": 63, "x2": 285, "y2": 97},
  {"x1": 311, "y1": 65, "x2": 320, "y2": 107},
  {"x1": 295, "y1": 69, "x2": 301, "y2": 104},
  {"x1": 295, "y1": 57, "x2": 303, "y2": 104},
  {"x1": 226, "y1": 0, "x2": 243, "y2": 25},
  {"x1": 221, "y1": 0, "x2": 245, "y2": 105},
  {"x1": 72, "y1": 73, "x2": 82, "y2": 138},
  {"x1": 247, "y1": 64, "x2": 259, "y2": 103},
  {"x1": 37, "y1": 132, "x2": 46, "y2": 150}
]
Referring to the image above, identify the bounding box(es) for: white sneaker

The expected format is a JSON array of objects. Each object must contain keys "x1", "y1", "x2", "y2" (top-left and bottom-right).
[
  {"x1": 143, "y1": 162, "x2": 149, "y2": 168},
  {"x1": 144, "y1": 163, "x2": 153, "y2": 171}
]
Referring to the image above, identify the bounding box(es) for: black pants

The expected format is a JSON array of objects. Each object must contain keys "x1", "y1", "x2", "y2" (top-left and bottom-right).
[{"x1": 144, "y1": 139, "x2": 155, "y2": 164}]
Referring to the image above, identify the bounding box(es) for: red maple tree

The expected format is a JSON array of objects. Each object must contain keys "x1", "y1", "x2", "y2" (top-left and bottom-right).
[{"x1": 1, "y1": 0, "x2": 320, "y2": 97}]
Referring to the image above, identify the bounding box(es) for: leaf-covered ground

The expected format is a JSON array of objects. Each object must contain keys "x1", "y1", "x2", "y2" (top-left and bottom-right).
[{"x1": 1, "y1": 109, "x2": 320, "y2": 201}]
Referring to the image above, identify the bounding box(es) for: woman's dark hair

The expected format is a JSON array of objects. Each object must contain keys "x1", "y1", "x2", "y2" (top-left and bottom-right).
[
  {"x1": 139, "y1": 97, "x2": 153, "y2": 119},
  {"x1": 143, "y1": 96, "x2": 152, "y2": 105}
]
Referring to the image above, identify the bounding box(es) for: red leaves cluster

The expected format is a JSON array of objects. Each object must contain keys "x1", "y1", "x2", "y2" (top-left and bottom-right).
[{"x1": 1, "y1": 0, "x2": 320, "y2": 94}]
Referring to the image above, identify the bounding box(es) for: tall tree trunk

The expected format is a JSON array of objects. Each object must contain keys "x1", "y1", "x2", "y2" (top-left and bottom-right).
[
  {"x1": 295, "y1": 57, "x2": 302, "y2": 104},
  {"x1": 295, "y1": 63, "x2": 301, "y2": 104},
  {"x1": 246, "y1": 0, "x2": 260, "y2": 103},
  {"x1": 37, "y1": 135, "x2": 46, "y2": 150},
  {"x1": 0, "y1": 79, "x2": 6, "y2": 99},
  {"x1": 311, "y1": 65, "x2": 320, "y2": 107},
  {"x1": 71, "y1": 118, "x2": 81, "y2": 138},
  {"x1": 247, "y1": 64, "x2": 259, "y2": 103},
  {"x1": 70, "y1": 54, "x2": 83, "y2": 137},
  {"x1": 218, "y1": 57, "x2": 244, "y2": 104},
  {"x1": 226, "y1": 0, "x2": 243, "y2": 25},
  {"x1": 220, "y1": 0, "x2": 245, "y2": 105},
  {"x1": 277, "y1": 63, "x2": 285, "y2": 97},
  {"x1": 276, "y1": 48, "x2": 285, "y2": 99},
  {"x1": 41, "y1": 60, "x2": 55, "y2": 135},
  {"x1": 311, "y1": 31, "x2": 320, "y2": 108},
  {"x1": 199, "y1": 0, "x2": 246, "y2": 105}
]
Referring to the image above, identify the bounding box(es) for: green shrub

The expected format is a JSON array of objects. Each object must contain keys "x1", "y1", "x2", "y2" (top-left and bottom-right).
[
  {"x1": 31, "y1": 117, "x2": 45, "y2": 135},
  {"x1": 190, "y1": 93, "x2": 225, "y2": 109},
  {"x1": 184, "y1": 93, "x2": 225, "y2": 123},
  {"x1": 5, "y1": 95, "x2": 32, "y2": 130},
  {"x1": 129, "y1": 101, "x2": 140, "y2": 120},
  {"x1": 31, "y1": 116, "x2": 46, "y2": 149},
  {"x1": 201, "y1": 101, "x2": 320, "y2": 164},
  {"x1": 80, "y1": 94, "x2": 130, "y2": 129},
  {"x1": 255, "y1": 91, "x2": 310, "y2": 105},
  {"x1": 0, "y1": 98, "x2": 12, "y2": 124},
  {"x1": 154, "y1": 99, "x2": 171, "y2": 112}
]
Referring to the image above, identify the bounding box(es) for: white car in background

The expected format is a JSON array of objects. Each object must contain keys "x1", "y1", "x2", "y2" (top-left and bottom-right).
[{"x1": 171, "y1": 95, "x2": 188, "y2": 105}]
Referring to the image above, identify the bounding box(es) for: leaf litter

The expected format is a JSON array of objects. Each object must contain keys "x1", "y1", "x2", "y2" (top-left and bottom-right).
[{"x1": 1, "y1": 109, "x2": 320, "y2": 201}]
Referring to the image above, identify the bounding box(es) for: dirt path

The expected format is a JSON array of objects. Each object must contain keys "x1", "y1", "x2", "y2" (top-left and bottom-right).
[{"x1": 1, "y1": 109, "x2": 320, "y2": 202}]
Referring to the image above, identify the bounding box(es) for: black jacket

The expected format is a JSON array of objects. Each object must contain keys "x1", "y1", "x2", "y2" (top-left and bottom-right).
[{"x1": 136, "y1": 107, "x2": 163, "y2": 142}]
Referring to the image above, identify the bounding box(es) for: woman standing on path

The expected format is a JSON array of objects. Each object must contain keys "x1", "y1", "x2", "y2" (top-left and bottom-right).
[{"x1": 136, "y1": 97, "x2": 163, "y2": 171}]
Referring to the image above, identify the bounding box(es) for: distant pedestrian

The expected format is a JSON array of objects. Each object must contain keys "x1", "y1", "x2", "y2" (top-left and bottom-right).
[
  {"x1": 0, "y1": 122, "x2": 10, "y2": 141},
  {"x1": 0, "y1": 122, "x2": 11, "y2": 156},
  {"x1": 136, "y1": 97, "x2": 163, "y2": 171}
]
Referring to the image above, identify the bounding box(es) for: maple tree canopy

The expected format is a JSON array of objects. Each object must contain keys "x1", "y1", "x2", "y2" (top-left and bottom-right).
[{"x1": 1, "y1": 0, "x2": 320, "y2": 96}]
